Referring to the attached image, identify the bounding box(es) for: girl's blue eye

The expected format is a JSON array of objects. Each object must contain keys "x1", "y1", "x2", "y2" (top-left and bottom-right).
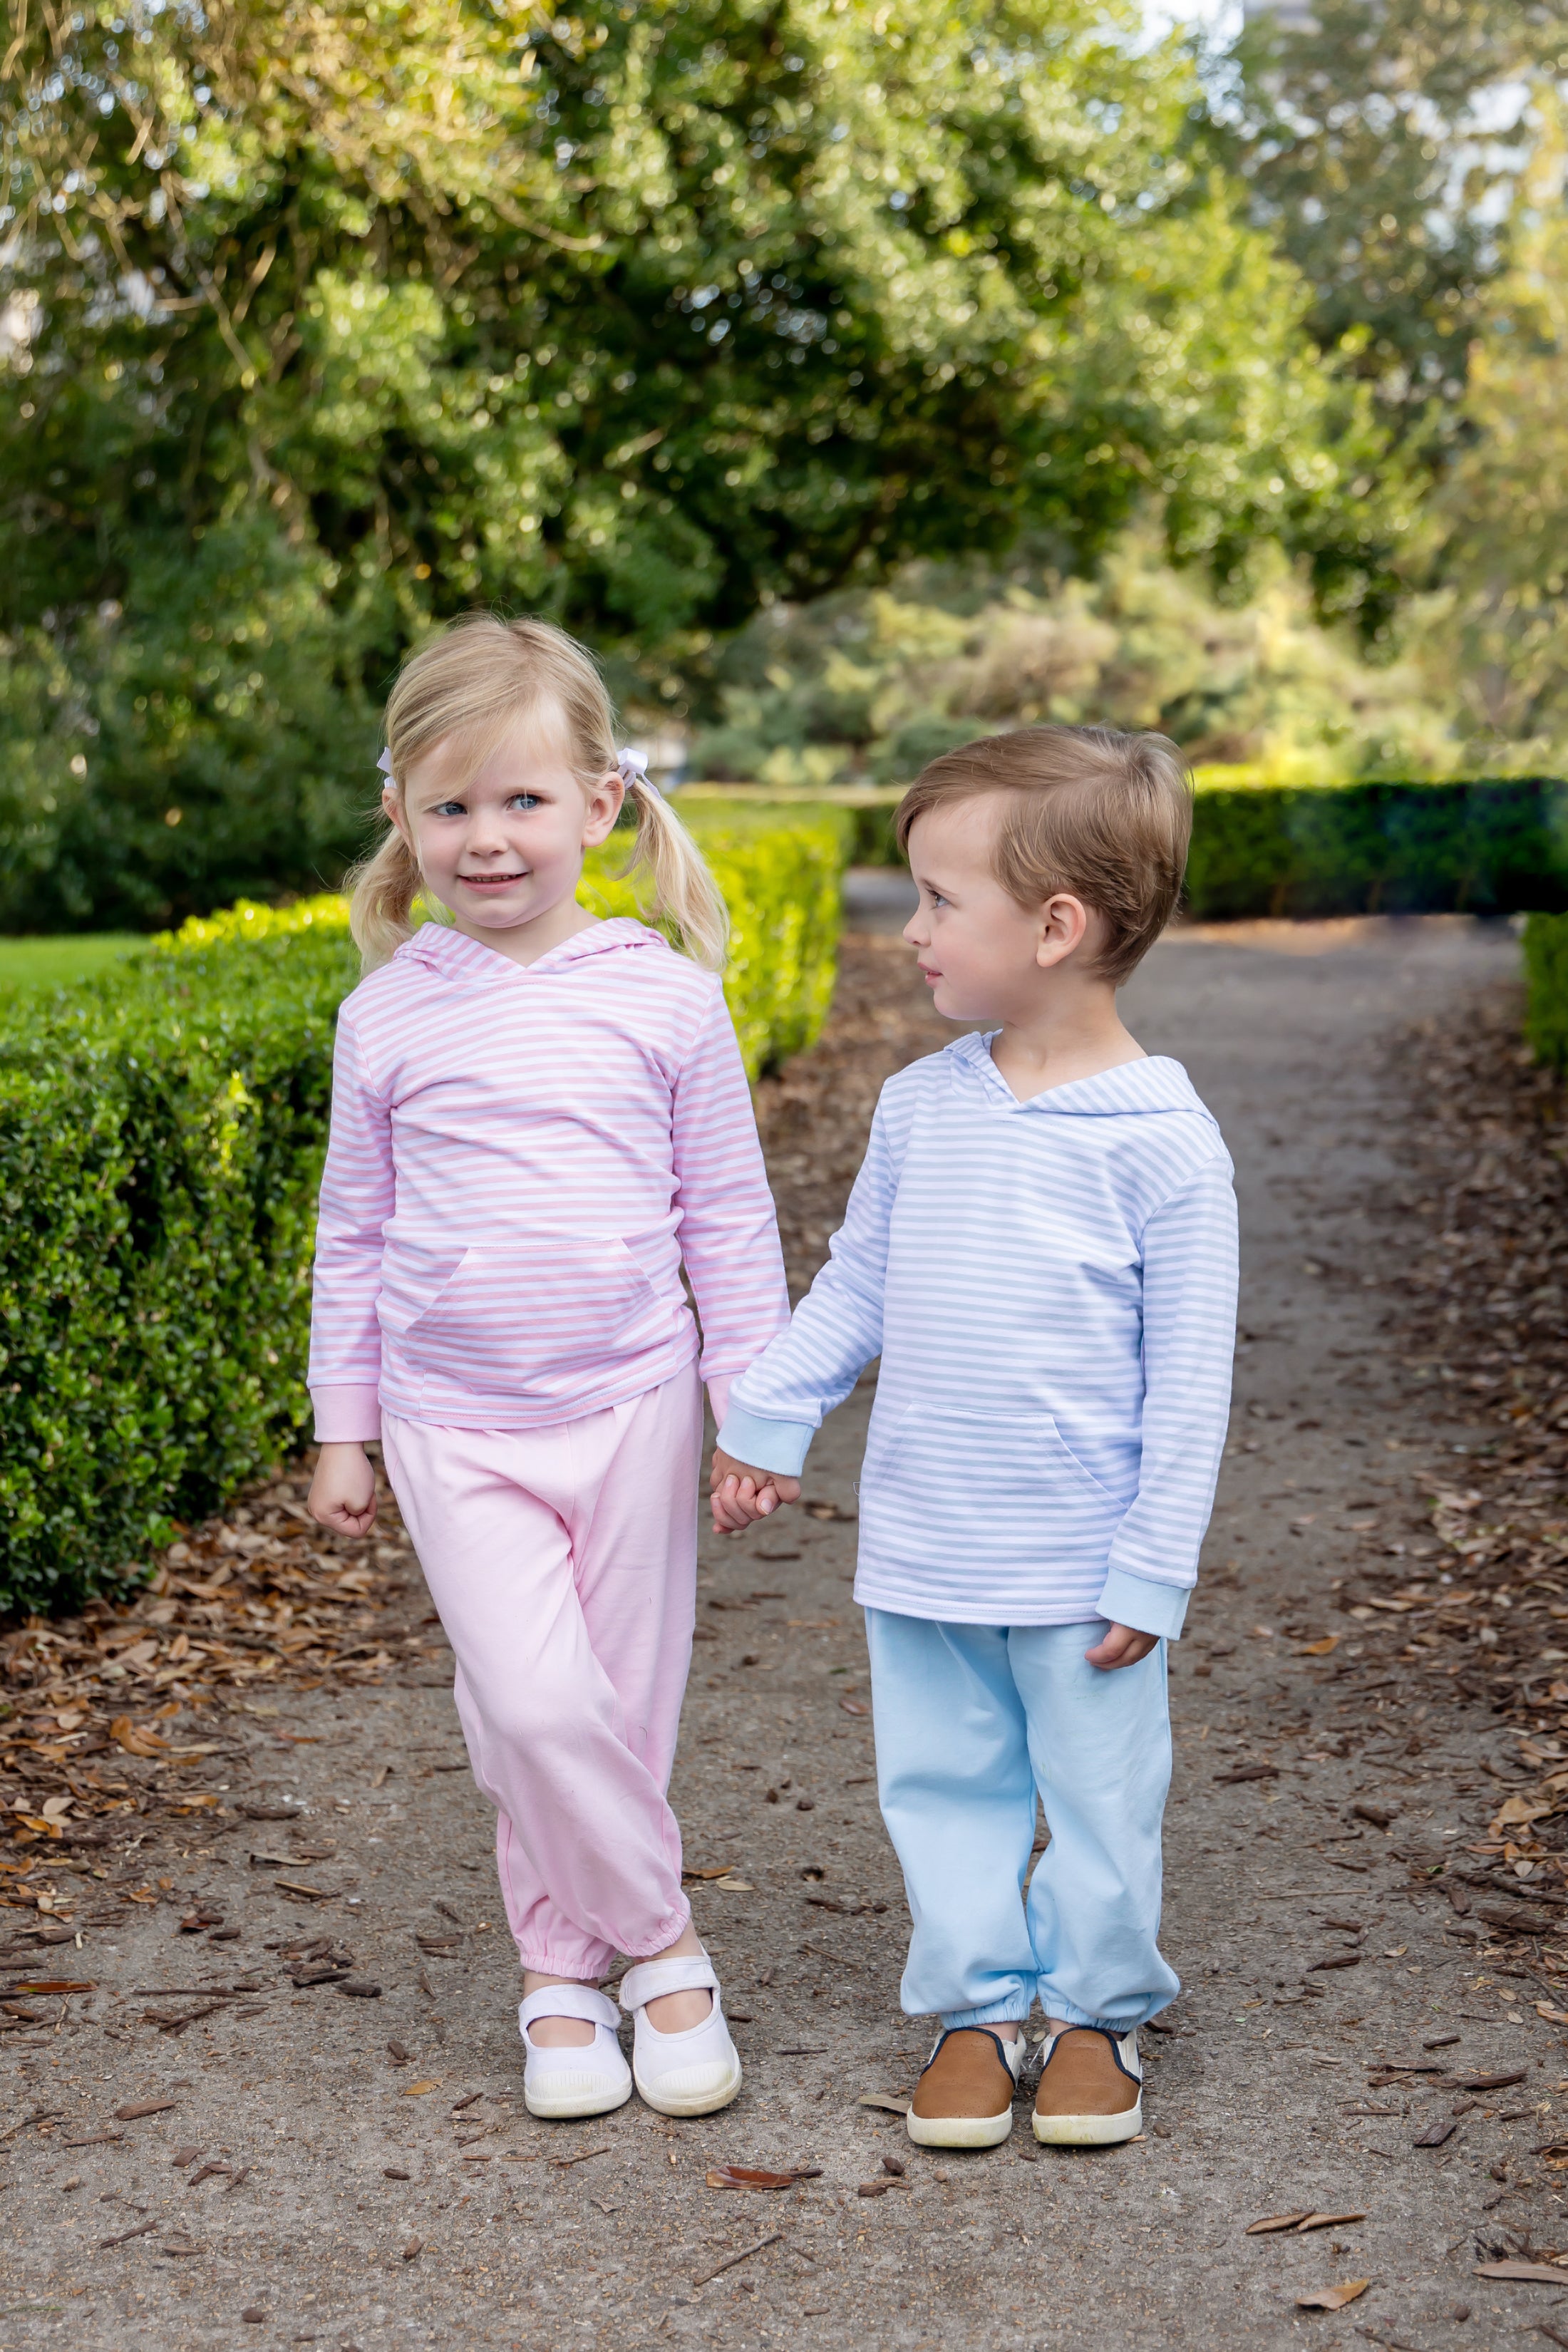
[
  {"x1": 431, "y1": 800, "x2": 465, "y2": 817},
  {"x1": 507, "y1": 793, "x2": 541, "y2": 812}
]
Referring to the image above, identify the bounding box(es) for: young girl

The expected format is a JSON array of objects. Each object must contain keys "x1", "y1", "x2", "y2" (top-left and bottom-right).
[{"x1": 306, "y1": 614, "x2": 789, "y2": 2121}]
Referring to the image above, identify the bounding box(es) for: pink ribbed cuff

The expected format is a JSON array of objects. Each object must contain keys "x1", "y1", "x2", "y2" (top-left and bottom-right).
[{"x1": 311, "y1": 1385, "x2": 383, "y2": 1445}]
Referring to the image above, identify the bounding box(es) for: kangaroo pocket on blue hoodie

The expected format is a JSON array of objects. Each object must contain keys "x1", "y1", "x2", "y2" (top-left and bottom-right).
[{"x1": 857, "y1": 1402, "x2": 1133, "y2": 1574}]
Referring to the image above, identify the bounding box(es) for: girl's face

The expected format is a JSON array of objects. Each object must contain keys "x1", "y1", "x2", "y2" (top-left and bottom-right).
[{"x1": 390, "y1": 701, "x2": 623, "y2": 953}]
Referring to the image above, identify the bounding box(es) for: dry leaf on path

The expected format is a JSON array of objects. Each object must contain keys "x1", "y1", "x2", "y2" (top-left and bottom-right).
[
  {"x1": 857, "y1": 2093, "x2": 911, "y2": 2115},
  {"x1": 1295, "y1": 2281, "x2": 1370, "y2": 2311},
  {"x1": 1247, "y1": 2212, "x2": 1314, "y2": 2234},
  {"x1": 706, "y1": 2165, "x2": 822, "y2": 2192},
  {"x1": 1472, "y1": 2260, "x2": 1568, "y2": 2284},
  {"x1": 401, "y1": 2080, "x2": 440, "y2": 2096}
]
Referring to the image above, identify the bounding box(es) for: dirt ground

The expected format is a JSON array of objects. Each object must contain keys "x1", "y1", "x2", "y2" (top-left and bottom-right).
[{"x1": 11, "y1": 910, "x2": 1568, "y2": 2352}]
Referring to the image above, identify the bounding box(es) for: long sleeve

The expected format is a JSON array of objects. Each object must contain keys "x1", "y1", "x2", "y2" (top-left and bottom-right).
[
  {"x1": 308, "y1": 1011, "x2": 395, "y2": 1443},
  {"x1": 1097, "y1": 1162, "x2": 1239, "y2": 1641},
  {"x1": 718, "y1": 1085, "x2": 902, "y2": 1477},
  {"x1": 671, "y1": 989, "x2": 790, "y2": 1381}
]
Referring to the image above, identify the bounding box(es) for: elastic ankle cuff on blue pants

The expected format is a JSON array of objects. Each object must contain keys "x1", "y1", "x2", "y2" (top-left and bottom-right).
[{"x1": 938, "y1": 1997, "x2": 1031, "y2": 2031}]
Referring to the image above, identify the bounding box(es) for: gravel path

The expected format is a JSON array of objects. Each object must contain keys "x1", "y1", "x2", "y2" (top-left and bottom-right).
[{"x1": 9, "y1": 912, "x2": 1562, "y2": 2352}]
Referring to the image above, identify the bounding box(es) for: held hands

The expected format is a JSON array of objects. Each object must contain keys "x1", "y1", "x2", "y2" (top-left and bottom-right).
[
  {"x1": 708, "y1": 1447, "x2": 800, "y2": 1535},
  {"x1": 308, "y1": 1441, "x2": 378, "y2": 1539},
  {"x1": 1085, "y1": 1622, "x2": 1159, "y2": 1671}
]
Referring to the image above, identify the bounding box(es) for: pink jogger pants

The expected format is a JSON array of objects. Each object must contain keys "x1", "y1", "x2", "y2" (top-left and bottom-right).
[{"x1": 381, "y1": 1368, "x2": 701, "y2": 1979}]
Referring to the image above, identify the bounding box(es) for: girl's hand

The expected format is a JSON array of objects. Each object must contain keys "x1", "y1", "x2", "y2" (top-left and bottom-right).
[
  {"x1": 708, "y1": 1448, "x2": 800, "y2": 1535},
  {"x1": 1084, "y1": 1621, "x2": 1159, "y2": 1671},
  {"x1": 309, "y1": 1442, "x2": 378, "y2": 1538}
]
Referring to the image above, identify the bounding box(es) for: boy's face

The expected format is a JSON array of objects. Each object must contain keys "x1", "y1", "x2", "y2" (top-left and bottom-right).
[{"x1": 904, "y1": 793, "x2": 1103, "y2": 1023}]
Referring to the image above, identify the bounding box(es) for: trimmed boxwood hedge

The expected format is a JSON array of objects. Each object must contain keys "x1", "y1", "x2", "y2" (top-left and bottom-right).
[
  {"x1": 1184, "y1": 778, "x2": 1568, "y2": 922},
  {"x1": 1524, "y1": 912, "x2": 1568, "y2": 1073},
  {"x1": 0, "y1": 801, "x2": 850, "y2": 1614}
]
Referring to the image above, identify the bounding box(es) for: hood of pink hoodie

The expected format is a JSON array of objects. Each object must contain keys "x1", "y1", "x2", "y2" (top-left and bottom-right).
[{"x1": 393, "y1": 914, "x2": 664, "y2": 990}]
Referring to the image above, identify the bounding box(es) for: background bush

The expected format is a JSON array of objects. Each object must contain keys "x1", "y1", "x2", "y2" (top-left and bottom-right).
[
  {"x1": 0, "y1": 803, "x2": 847, "y2": 1614},
  {"x1": 1524, "y1": 912, "x2": 1568, "y2": 1074}
]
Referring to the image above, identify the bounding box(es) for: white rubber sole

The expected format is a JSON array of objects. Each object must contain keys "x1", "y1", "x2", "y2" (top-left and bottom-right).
[
  {"x1": 906, "y1": 2105, "x2": 1015, "y2": 2150},
  {"x1": 633, "y1": 2057, "x2": 743, "y2": 2119},
  {"x1": 524, "y1": 2075, "x2": 634, "y2": 2121},
  {"x1": 1031, "y1": 2094, "x2": 1143, "y2": 2146}
]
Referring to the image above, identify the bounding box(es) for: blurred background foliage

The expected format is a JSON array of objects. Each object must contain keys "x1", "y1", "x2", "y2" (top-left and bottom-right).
[{"x1": 2, "y1": 0, "x2": 1567, "y2": 927}]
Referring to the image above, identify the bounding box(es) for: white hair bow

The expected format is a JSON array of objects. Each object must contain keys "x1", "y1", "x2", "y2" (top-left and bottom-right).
[
  {"x1": 377, "y1": 748, "x2": 394, "y2": 783},
  {"x1": 617, "y1": 746, "x2": 660, "y2": 799}
]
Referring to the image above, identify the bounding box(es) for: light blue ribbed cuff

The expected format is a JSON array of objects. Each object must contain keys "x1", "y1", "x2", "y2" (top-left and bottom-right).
[
  {"x1": 938, "y1": 1998, "x2": 1031, "y2": 2031},
  {"x1": 716, "y1": 1404, "x2": 815, "y2": 1480},
  {"x1": 1097, "y1": 1566, "x2": 1191, "y2": 1641}
]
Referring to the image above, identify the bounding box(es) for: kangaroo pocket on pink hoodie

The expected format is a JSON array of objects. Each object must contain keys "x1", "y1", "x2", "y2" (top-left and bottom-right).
[{"x1": 376, "y1": 1232, "x2": 674, "y2": 1398}]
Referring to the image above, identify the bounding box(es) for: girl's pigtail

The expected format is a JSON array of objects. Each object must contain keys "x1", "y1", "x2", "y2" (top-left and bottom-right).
[
  {"x1": 624, "y1": 776, "x2": 729, "y2": 973},
  {"x1": 346, "y1": 788, "x2": 424, "y2": 972}
]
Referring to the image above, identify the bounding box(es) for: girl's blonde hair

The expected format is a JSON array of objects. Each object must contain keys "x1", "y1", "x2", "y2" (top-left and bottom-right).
[{"x1": 349, "y1": 614, "x2": 728, "y2": 973}]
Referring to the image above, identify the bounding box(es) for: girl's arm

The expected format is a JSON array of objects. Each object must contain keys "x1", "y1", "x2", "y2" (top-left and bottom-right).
[
  {"x1": 669, "y1": 987, "x2": 792, "y2": 1405},
  {"x1": 307, "y1": 1011, "x2": 395, "y2": 1446}
]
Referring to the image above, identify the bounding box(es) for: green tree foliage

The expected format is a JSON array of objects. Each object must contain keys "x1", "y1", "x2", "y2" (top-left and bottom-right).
[
  {"x1": 1223, "y1": 0, "x2": 1565, "y2": 457},
  {"x1": 1, "y1": 0, "x2": 1392, "y2": 927},
  {"x1": 1421, "y1": 123, "x2": 1568, "y2": 763},
  {"x1": 691, "y1": 535, "x2": 1460, "y2": 788}
]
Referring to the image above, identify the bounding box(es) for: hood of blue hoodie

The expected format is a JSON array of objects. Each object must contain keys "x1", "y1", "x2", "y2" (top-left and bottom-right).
[
  {"x1": 947, "y1": 1028, "x2": 1219, "y2": 1130},
  {"x1": 393, "y1": 913, "x2": 662, "y2": 989}
]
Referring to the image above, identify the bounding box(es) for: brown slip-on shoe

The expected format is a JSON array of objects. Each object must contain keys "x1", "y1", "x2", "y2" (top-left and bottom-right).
[
  {"x1": 906, "y1": 2027, "x2": 1022, "y2": 2149},
  {"x1": 1032, "y1": 2026, "x2": 1143, "y2": 2145}
]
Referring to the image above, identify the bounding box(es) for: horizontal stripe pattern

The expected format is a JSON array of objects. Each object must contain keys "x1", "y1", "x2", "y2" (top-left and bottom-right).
[
  {"x1": 309, "y1": 917, "x2": 789, "y2": 1433},
  {"x1": 721, "y1": 1034, "x2": 1238, "y2": 1632}
]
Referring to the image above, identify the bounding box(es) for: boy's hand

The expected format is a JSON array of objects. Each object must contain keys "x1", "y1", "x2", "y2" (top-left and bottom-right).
[
  {"x1": 1084, "y1": 1622, "x2": 1159, "y2": 1671},
  {"x1": 708, "y1": 1447, "x2": 800, "y2": 1535},
  {"x1": 309, "y1": 1442, "x2": 378, "y2": 1538}
]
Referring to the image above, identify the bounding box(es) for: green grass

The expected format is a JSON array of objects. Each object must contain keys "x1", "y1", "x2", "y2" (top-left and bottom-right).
[{"x1": 0, "y1": 934, "x2": 145, "y2": 996}]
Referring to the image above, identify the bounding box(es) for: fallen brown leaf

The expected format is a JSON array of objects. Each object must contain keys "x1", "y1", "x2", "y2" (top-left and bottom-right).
[
  {"x1": 706, "y1": 2165, "x2": 822, "y2": 2192},
  {"x1": 857, "y1": 2093, "x2": 911, "y2": 2115},
  {"x1": 113, "y1": 2098, "x2": 180, "y2": 2122},
  {"x1": 1295, "y1": 2281, "x2": 1370, "y2": 2311},
  {"x1": 1247, "y1": 2212, "x2": 1314, "y2": 2234},
  {"x1": 1472, "y1": 2260, "x2": 1568, "y2": 2284}
]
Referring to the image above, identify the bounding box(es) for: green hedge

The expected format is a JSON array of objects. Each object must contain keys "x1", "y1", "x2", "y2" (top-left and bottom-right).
[
  {"x1": 1184, "y1": 778, "x2": 1568, "y2": 922},
  {"x1": 0, "y1": 801, "x2": 850, "y2": 1613},
  {"x1": 1524, "y1": 912, "x2": 1568, "y2": 1073}
]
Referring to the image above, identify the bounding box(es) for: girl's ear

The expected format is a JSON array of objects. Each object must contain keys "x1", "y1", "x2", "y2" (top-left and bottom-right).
[
  {"x1": 383, "y1": 785, "x2": 414, "y2": 850},
  {"x1": 581, "y1": 768, "x2": 625, "y2": 848}
]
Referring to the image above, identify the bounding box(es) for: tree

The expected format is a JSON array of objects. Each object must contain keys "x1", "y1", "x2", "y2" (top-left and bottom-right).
[
  {"x1": 1222, "y1": 0, "x2": 1566, "y2": 458},
  {"x1": 1420, "y1": 120, "x2": 1568, "y2": 763},
  {"x1": 1, "y1": 0, "x2": 1391, "y2": 924}
]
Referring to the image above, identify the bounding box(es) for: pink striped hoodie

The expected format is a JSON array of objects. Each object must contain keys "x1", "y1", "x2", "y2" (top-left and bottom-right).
[{"x1": 307, "y1": 917, "x2": 790, "y2": 1439}]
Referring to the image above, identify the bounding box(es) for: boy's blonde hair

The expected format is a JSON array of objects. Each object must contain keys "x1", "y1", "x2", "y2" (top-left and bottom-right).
[
  {"x1": 894, "y1": 724, "x2": 1192, "y2": 983},
  {"x1": 349, "y1": 614, "x2": 728, "y2": 973}
]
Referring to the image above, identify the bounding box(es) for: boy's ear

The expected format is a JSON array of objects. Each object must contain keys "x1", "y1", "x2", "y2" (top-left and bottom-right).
[{"x1": 1036, "y1": 891, "x2": 1091, "y2": 969}]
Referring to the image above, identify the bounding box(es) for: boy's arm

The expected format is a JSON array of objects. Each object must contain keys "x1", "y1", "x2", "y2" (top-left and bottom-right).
[
  {"x1": 308, "y1": 1013, "x2": 395, "y2": 1446},
  {"x1": 670, "y1": 987, "x2": 791, "y2": 1409},
  {"x1": 1096, "y1": 1160, "x2": 1239, "y2": 1642},
  {"x1": 716, "y1": 1084, "x2": 905, "y2": 1480}
]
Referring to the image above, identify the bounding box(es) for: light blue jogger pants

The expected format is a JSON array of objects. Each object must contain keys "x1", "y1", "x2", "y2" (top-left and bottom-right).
[{"x1": 865, "y1": 1610, "x2": 1180, "y2": 2032}]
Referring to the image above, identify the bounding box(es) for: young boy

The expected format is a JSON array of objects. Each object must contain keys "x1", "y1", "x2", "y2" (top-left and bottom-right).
[{"x1": 709, "y1": 724, "x2": 1237, "y2": 2149}]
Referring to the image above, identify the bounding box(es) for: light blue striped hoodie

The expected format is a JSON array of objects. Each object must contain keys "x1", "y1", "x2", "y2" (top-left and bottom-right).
[{"x1": 718, "y1": 1033, "x2": 1238, "y2": 1638}]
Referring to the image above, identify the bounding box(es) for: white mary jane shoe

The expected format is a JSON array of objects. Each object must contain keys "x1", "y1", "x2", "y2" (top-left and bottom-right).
[
  {"x1": 619, "y1": 1949, "x2": 742, "y2": 2118},
  {"x1": 519, "y1": 1984, "x2": 633, "y2": 2121}
]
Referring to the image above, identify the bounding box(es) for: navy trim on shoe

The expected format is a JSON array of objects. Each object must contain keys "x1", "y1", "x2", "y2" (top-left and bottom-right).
[
  {"x1": 1041, "y1": 2025, "x2": 1140, "y2": 2083},
  {"x1": 919, "y1": 2026, "x2": 1018, "y2": 2083}
]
